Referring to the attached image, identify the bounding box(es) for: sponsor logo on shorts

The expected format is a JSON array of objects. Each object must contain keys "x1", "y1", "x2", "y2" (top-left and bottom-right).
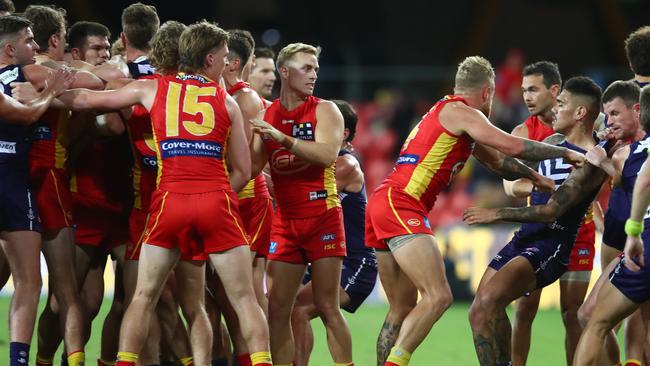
[
  {"x1": 321, "y1": 233, "x2": 336, "y2": 242},
  {"x1": 309, "y1": 190, "x2": 328, "y2": 201},
  {"x1": 292, "y1": 122, "x2": 314, "y2": 141},
  {"x1": 0, "y1": 140, "x2": 16, "y2": 154},
  {"x1": 577, "y1": 248, "x2": 590, "y2": 256},
  {"x1": 407, "y1": 218, "x2": 421, "y2": 227},
  {"x1": 269, "y1": 241, "x2": 277, "y2": 254},
  {"x1": 160, "y1": 139, "x2": 223, "y2": 159},
  {"x1": 396, "y1": 154, "x2": 419, "y2": 165},
  {"x1": 32, "y1": 125, "x2": 52, "y2": 141}
]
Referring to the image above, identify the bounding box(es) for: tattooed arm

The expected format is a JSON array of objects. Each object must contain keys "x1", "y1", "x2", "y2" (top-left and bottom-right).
[
  {"x1": 473, "y1": 144, "x2": 555, "y2": 193},
  {"x1": 464, "y1": 163, "x2": 607, "y2": 224}
]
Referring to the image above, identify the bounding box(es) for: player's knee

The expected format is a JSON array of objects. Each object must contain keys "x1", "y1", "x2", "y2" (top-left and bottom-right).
[
  {"x1": 314, "y1": 300, "x2": 341, "y2": 320},
  {"x1": 577, "y1": 302, "x2": 593, "y2": 327},
  {"x1": 560, "y1": 303, "x2": 580, "y2": 326},
  {"x1": 469, "y1": 293, "x2": 494, "y2": 326},
  {"x1": 14, "y1": 273, "x2": 42, "y2": 295}
]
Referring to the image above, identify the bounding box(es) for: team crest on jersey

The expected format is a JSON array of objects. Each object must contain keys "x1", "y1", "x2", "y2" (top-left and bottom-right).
[{"x1": 292, "y1": 122, "x2": 314, "y2": 141}]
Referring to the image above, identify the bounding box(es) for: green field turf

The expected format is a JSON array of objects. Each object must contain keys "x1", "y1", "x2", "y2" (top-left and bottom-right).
[{"x1": 0, "y1": 297, "x2": 580, "y2": 365}]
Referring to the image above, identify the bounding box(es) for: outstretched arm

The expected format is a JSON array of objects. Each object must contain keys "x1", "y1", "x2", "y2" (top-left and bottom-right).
[
  {"x1": 464, "y1": 163, "x2": 607, "y2": 224},
  {"x1": 57, "y1": 78, "x2": 156, "y2": 112}
]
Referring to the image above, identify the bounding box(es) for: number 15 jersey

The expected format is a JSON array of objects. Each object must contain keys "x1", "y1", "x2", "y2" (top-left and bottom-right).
[{"x1": 150, "y1": 73, "x2": 232, "y2": 194}]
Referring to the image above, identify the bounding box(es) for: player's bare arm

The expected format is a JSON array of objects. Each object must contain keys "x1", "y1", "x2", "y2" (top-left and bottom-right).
[
  {"x1": 464, "y1": 163, "x2": 607, "y2": 224},
  {"x1": 335, "y1": 154, "x2": 363, "y2": 192},
  {"x1": 443, "y1": 102, "x2": 584, "y2": 165},
  {"x1": 235, "y1": 90, "x2": 264, "y2": 142},
  {"x1": 623, "y1": 154, "x2": 650, "y2": 271},
  {"x1": 57, "y1": 78, "x2": 157, "y2": 113},
  {"x1": 225, "y1": 94, "x2": 252, "y2": 192},
  {"x1": 96, "y1": 78, "x2": 138, "y2": 136},
  {"x1": 23, "y1": 63, "x2": 104, "y2": 90},
  {"x1": 250, "y1": 100, "x2": 343, "y2": 167},
  {"x1": 0, "y1": 69, "x2": 74, "y2": 125},
  {"x1": 587, "y1": 144, "x2": 628, "y2": 186},
  {"x1": 472, "y1": 144, "x2": 555, "y2": 193}
]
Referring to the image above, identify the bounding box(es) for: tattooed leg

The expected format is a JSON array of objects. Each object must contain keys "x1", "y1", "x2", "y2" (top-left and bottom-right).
[{"x1": 376, "y1": 320, "x2": 401, "y2": 366}]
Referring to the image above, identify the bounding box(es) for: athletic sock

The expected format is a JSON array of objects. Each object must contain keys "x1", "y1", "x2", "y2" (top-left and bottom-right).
[
  {"x1": 212, "y1": 358, "x2": 229, "y2": 366},
  {"x1": 251, "y1": 351, "x2": 272, "y2": 366},
  {"x1": 385, "y1": 346, "x2": 411, "y2": 366},
  {"x1": 625, "y1": 360, "x2": 642, "y2": 366},
  {"x1": 9, "y1": 342, "x2": 30, "y2": 366},
  {"x1": 179, "y1": 356, "x2": 194, "y2": 366},
  {"x1": 237, "y1": 353, "x2": 252, "y2": 366},
  {"x1": 36, "y1": 354, "x2": 54, "y2": 366},
  {"x1": 98, "y1": 358, "x2": 116, "y2": 366},
  {"x1": 116, "y1": 352, "x2": 138, "y2": 366},
  {"x1": 67, "y1": 350, "x2": 85, "y2": 366}
]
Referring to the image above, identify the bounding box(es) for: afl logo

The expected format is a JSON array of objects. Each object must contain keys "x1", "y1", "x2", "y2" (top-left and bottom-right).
[
  {"x1": 271, "y1": 149, "x2": 310, "y2": 175},
  {"x1": 407, "y1": 218, "x2": 421, "y2": 227}
]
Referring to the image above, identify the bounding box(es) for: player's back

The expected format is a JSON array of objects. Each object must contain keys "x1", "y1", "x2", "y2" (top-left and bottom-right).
[
  {"x1": 150, "y1": 73, "x2": 232, "y2": 194},
  {"x1": 127, "y1": 55, "x2": 155, "y2": 80},
  {"x1": 384, "y1": 95, "x2": 475, "y2": 212},
  {"x1": 263, "y1": 96, "x2": 339, "y2": 218}
]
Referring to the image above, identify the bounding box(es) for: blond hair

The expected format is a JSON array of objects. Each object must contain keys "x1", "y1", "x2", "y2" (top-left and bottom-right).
[
  {"x1": 149, "y1": 20, "x2": 186, "y2": 74},
  {"x1": 454, "y1": 56, "x2": 495, "y2": 91},
  {"x1": 276, "y1": 42, "x2": 321, "y2": 69},
  {"x1": 178, "y1": 21, "x2": 228, "y2": 74}
]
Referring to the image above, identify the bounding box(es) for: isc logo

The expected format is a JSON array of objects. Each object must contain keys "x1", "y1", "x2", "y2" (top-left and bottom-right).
[{"x1": 271, "y1": 149, "x2": 309, "y2": 175}]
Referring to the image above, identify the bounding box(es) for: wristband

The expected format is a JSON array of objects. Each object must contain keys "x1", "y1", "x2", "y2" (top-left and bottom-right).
[{"x1": 625, "y1": 219, "x2": 644, "y2": 236}]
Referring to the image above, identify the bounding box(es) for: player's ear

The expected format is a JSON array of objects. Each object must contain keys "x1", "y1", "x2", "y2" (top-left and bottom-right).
[
  {"x1": 633, "y1": 102, "x2": 641, "y2": 115},
  {"x1": 550, "y1": 84, "x2": 561, "y2": 98},
  {"x1": 575, "y1": 105, "x2": 587, "y2": 121},
  {"x1": 70, "y1": 47, "x2": 80, "y2": 60},
  {"x1": 120, "y1": 32, "x2": 127, "y2": 48}
]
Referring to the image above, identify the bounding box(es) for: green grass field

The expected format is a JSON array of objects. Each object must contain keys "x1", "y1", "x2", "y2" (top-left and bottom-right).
[{"x1": 0, "y1": 297, "x2": 577, "y2": 365}]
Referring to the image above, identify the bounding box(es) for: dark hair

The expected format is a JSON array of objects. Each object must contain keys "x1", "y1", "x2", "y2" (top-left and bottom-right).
[
  {"x1": 23, "y1": 5, "x2": 66, "y2": 53},
  {"x1": 564, "y1": 76, "x2": 602, "y2": 117},
  {"x1": 332, "y1": 100, "x2": 358, "y2": 142},
  {"x1": 602, "y1": 80, "x2": 640, "y2": 106},
  {"x1": 0, "y1": 15, "x2": 31, "y2": 45},
  {"x1": 227, "y1": 29, "x2": 254, "y2": 68},
  {"x1": 67, "y1": 21, "x2": 110, "y2": 49},
  {"x1": 121, "y1": 2, "x2": 159, "y2": 50},
  {"x1": 522, "y1": 61, "x2": 561, "y2": 89},
  {"x1": 625, "y1": 26, "x2": 650, "y2": 77},
  {"x1": 0, "y1": 0, "x2": 15, "y2": 14},
  {"x1": 254, "y1": 46, "x2": 275, "y2": 60},
  {"x1": 641, "y1": 85, "x2": 650, "y2": 132}
]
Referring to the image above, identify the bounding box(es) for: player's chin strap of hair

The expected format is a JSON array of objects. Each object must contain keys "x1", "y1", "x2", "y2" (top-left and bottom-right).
[{"x1": 625, "y1": 219, "x2": 644, "y2": 236}]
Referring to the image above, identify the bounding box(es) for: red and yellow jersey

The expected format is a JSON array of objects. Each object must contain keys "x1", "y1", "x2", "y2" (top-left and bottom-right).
[
  {"x1": 262, "y1": 96, "x2": 339, "y2": 218},
  {"x1": 29, "y1": 109, "x2": 71, "y2": 169},
  {"x1": 227, "y1": 81, "x2": 271, "y2": 201},
  {"x1": 150, "y1": 73, "x2": 232, "y2": 194},
  {"x1": 385, "y1": 95, "x2": 475, "y2": 212},
  {"x1": 524, "y1": 114, "x2": 554, "y2": 141},
  {"x1": 70, "y1": 134, "x2": 133, "y2": 213},
  {"x1": 125, "y1": 74, "x2": 159, "y2": 210}
]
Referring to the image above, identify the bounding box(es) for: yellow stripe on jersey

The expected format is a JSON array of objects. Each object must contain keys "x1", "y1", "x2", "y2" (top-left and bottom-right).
[
  {"x1": 223, "y1": 127, "x2": 231, "y2": 180},
  {"x1": 404, "y1": 132, "x2": 458, "y2": 200},
  {"x1": 324, "y1": 163, "x2": 340, "y2": 209},
  {"x1": 151, "y1": 124, "x2": 163, "y2": 188},
  {"x1": 388, "y1": 187, "x2": 412, "y2": 234},
  {"x1": 238, "y1": 179, "x2": 256, "y2": 200},
  {"x1": 54, "y1": 110, "x2": 70, "y2": 169},
  {"x1": 69, "y1": 174, "x2": 77, "y2": 193}
]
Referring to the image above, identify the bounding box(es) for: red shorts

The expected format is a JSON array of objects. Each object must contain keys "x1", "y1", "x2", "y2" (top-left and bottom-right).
[
  {"x1": 143, "y1": 189, "x2": 248, "y2": 257},
  {"x1": 73, "y1": 203, "x2": 130, "y2": 252},
  {"x1": 365, "y1": 185, "x2": 433, "y2": 250},
  {"x1": 30, "y1": 167, "x2": 73, "y2": 231},
  {"x1": 567, "y1": 221, "x2": 596, "y2": 272},
  {"x1": 126, "y1": 207, "x2": 207, "y2": 261},
  {"x1": 268, "y1": 207, "x2": 346, "y2": 264},
  {"x1": 239, "y1": 197, "x2": 273, "y2": 257}
]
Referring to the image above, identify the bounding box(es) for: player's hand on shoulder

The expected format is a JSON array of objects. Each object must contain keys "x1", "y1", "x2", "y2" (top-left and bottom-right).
[
  {"x1": 10, "y1": 81, "x2": 39, "y2": 103},
  {"x1": 623, "y1": 235, "x2": 645, "y2": 272},
  {"x1": 564, "y1": 149, "x2": 585, "y2": 167},
  {"x1": 46, "y1": 68, "x2": 76, "y2": 96},
  {"x1": 463, "y1": 207, "x2": 499, "y2": 225},
  {"x1": 585, "y1": 146, "x2": 607, "y2": 167},
  {"x1": 532, "y1": 175, "x2": 555, "y2": 194}
]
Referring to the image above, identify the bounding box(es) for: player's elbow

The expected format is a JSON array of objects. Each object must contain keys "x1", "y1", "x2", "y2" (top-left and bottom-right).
[{"x1": 539, "y1": 206, "x2": 561, "y2": 223}]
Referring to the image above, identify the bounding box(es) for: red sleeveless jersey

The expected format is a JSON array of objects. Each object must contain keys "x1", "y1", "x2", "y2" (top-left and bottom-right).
[
  {"x1": 262, "y1": 96, "x2": 339, "y2": 218},
  {"x1": 227, "y1": 81, "x2": 271, "y2": 201},
  {"x1": 150, "y1": 73, "x2": 232, "y2": 194},
  {"x1": 126, "y1": 74, "x2": 159, "y2": 210},
  {"x1": 523, "y1": 115, "x2": 554, "y2": 141},
  {"x1": 385, "y1": 95, "x2": 475, "y2": 212},
  {"x1": 29, "y1": 109, "x2": 71, "y2": 169}
]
